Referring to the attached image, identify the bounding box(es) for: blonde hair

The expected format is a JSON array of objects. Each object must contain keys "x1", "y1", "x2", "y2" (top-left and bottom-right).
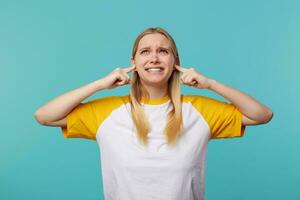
[{"x1": 129, "y1": 27, "x2": 183, "y2": 146}]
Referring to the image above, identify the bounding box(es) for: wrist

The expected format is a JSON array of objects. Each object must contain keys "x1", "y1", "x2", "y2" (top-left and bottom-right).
[
  {"x1": 207, "y1": 79, "x2": 217, "y2": 90},
  {"x1": 93, "y1": 79, "x2": 106, "y2": 91}
]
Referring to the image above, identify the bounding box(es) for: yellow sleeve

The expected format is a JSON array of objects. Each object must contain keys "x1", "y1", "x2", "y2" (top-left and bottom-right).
[
  {"x1": 188, "y1": 95, "x2": 246, "y2": 139},
  {"x1": 61, "y1": 96, "x2": 126, "y2": 140}
]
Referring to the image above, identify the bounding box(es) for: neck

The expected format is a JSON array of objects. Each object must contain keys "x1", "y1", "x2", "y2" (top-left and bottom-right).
[{"x1": 142, "y1": 83, "x2": 168, "y2": 99}]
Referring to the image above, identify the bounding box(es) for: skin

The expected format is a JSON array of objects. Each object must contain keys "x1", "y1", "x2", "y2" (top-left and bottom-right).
[
  {"x1": 131, "y1": 33, "x2": 176, "y2": 99},
  {"x1": 35, "y1": 32, "x2": 273, "y2": 127}
]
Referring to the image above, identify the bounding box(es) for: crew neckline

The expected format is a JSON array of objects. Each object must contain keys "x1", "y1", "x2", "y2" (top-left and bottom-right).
[{"x1": 140, "y1": 95, "x2": 170, "y2": 105}]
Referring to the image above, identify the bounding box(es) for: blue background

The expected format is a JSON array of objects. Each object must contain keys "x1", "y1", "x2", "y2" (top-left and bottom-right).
[{"x1": 1, "y1": 0, "x2": 299, "y2": 199}]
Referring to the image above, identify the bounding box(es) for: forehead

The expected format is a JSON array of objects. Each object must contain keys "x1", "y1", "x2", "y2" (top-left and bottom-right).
[{"x1": 137, "y1": 33, "x2": 171, "y2": 49}]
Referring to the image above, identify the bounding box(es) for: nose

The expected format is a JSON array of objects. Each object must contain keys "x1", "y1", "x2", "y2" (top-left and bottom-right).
[{"x1": 149, "y1": 52, "x2": 159, "y2": 63}]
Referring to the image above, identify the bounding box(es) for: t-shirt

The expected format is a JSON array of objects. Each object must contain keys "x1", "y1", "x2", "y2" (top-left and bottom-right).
[{"x1": 61, "y1": 94, "x2": 246, "y2": 200}]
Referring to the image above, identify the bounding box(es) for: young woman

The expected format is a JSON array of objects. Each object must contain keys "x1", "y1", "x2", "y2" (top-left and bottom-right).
[{"x1": 35, "y1": 27, "x2": 273, "y2": 200}]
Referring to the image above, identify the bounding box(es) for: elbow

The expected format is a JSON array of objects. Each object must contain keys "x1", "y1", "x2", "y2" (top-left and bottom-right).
[
  {"x1": 34, "y1": 110, "x2": 47, "y2": 125},
  {"x1": 261, "y1": 109, "x2": 274, "y2": 124}
]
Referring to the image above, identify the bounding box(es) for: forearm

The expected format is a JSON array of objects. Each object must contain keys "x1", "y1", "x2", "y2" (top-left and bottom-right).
[
  {"x1": 208, "y1": 79, "x2": 273, "y2": 123},
  {"x1": 34, "y1": 79, "x2": 106, "y2": 124}
]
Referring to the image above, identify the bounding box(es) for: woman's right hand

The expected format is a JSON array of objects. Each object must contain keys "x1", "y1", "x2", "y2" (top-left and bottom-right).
[
  {"x1": 99, "y1": 65, "x2": 136, "y2": 90},
  {"x1": 35, "y1": 65, "x2": 136, "y2": 125}
]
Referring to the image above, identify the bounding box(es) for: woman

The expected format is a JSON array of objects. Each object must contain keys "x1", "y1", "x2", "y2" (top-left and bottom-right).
[{"x1": 35, "y1": 27, "x2": 273, "y2": 200}]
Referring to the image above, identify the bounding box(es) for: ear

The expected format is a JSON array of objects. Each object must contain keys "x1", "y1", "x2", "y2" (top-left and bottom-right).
[{"x1": 131, "y1": 58, "x2": 135, "y2": 66}]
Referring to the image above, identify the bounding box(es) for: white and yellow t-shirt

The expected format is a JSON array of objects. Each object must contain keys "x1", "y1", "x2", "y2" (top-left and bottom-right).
[{"x1": 61, "y1": 94, "x2": 246, "y2": 200}]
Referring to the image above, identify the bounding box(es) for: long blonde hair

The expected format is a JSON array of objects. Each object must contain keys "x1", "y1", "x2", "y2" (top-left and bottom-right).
[{"x1": 129, "y1": 27, "x2": 183, "y2": 146}]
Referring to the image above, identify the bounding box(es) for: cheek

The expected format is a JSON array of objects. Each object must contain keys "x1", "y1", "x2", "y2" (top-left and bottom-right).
[
  {"x1": 134, "y1": 58, "x2": 146, "y2": 73},
  {"x1": 165, "y1": 56, "x2": 175, "y2": 67},
  {"x1": 134, "y1": 56, "x2": 147, "y2": 67}
]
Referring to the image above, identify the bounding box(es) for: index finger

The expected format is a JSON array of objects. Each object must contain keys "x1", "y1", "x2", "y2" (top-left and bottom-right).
[
  {"x1": 174, "y1": 64, "x2": 187, "y2": 73},
  {"x1": 123, "y1": 65, "x2": 136, "y2": 73}
]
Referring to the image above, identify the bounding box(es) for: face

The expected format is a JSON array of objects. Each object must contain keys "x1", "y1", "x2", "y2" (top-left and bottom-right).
[{"x1": 131, "y1": 33, "x2": 175, "y2": 88}]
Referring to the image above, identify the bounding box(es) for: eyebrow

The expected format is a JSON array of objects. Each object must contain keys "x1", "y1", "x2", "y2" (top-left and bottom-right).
[{"x1": 138, "y1": 46, "x2": 171, "y2": 52}]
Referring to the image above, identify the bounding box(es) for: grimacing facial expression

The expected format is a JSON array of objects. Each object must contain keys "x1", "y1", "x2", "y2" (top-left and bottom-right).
[{"x1": 131, "y1": 33, "x2": 175, "y2": 87}]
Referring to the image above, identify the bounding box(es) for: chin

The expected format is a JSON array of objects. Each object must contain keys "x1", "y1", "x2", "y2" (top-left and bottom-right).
[
  {"x1": 142, "y1": 79, "x2": 169, "y2": 87},
  {"x1": 138, "y1": 71, "x2": 172, "y2": 86}
]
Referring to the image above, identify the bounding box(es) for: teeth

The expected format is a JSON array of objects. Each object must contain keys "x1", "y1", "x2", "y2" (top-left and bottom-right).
[{"x1": 146, "y1": 68, "x2": 163, "y2": 72}]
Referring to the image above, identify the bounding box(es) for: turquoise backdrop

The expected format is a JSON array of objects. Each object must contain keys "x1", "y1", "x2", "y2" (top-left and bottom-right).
[{"x1": 1, "y1": 0, "x2": 299, "y2": 199}]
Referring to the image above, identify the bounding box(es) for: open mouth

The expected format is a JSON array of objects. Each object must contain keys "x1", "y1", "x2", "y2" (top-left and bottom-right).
[{"x1": 145, "y1": 67, "x2": 164, "y2": 72}]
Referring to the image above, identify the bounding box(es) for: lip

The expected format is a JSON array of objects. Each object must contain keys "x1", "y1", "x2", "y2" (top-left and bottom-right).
[{"x1": 145, "y1": 66, "x2": 164, "y2": 70}]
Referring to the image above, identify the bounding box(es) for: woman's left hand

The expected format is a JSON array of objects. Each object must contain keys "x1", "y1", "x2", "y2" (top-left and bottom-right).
[{"x1": 174, "y1": 65, "x2": 212, "y2": 89}]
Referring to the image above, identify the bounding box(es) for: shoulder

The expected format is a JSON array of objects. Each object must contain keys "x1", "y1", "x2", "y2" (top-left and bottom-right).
[
  {"x1": 81, "y1": 95, "x2": 130, "y2": 130},
  {"x1": 68, "y1": 95, "x2": 129, "y2": 116},
  {"x1": 181, "y1": 94, "x2": 236, "y2": 113},
  {"x1": 182, "y1": 94, "x2": 223, "y2": 105},
  {"x1": 86, "y1": 95, "x2": 130, "y2": 111},
  {"x1": 88, "y1": 95, "x2": 129, "y2": 105}
]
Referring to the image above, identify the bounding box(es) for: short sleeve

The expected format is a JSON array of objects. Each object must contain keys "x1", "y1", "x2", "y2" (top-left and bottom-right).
[
  {"x1": 61, "y1": 95, "x2": 128, "y2": 140},
  {"x1": 61, "y1": 101, "x2": 99, "y2": 140},
  {"x1": 188, "y1": 95, "x2": 246, "y2": 139}
]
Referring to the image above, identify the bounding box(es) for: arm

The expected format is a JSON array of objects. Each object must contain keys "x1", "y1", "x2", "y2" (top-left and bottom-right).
[
  {"x1": 174, "y1": 65, "x2": 274, "y2": 126},
  {"x1": 207, "y1": 79, "x2": 273, "y2": 125},
  {"x1": 34, "y1": 65, "x2": 136, "y2": 126},
  {"x1": 34, "y1": 79, "x2": 106, "y2": 126}
]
